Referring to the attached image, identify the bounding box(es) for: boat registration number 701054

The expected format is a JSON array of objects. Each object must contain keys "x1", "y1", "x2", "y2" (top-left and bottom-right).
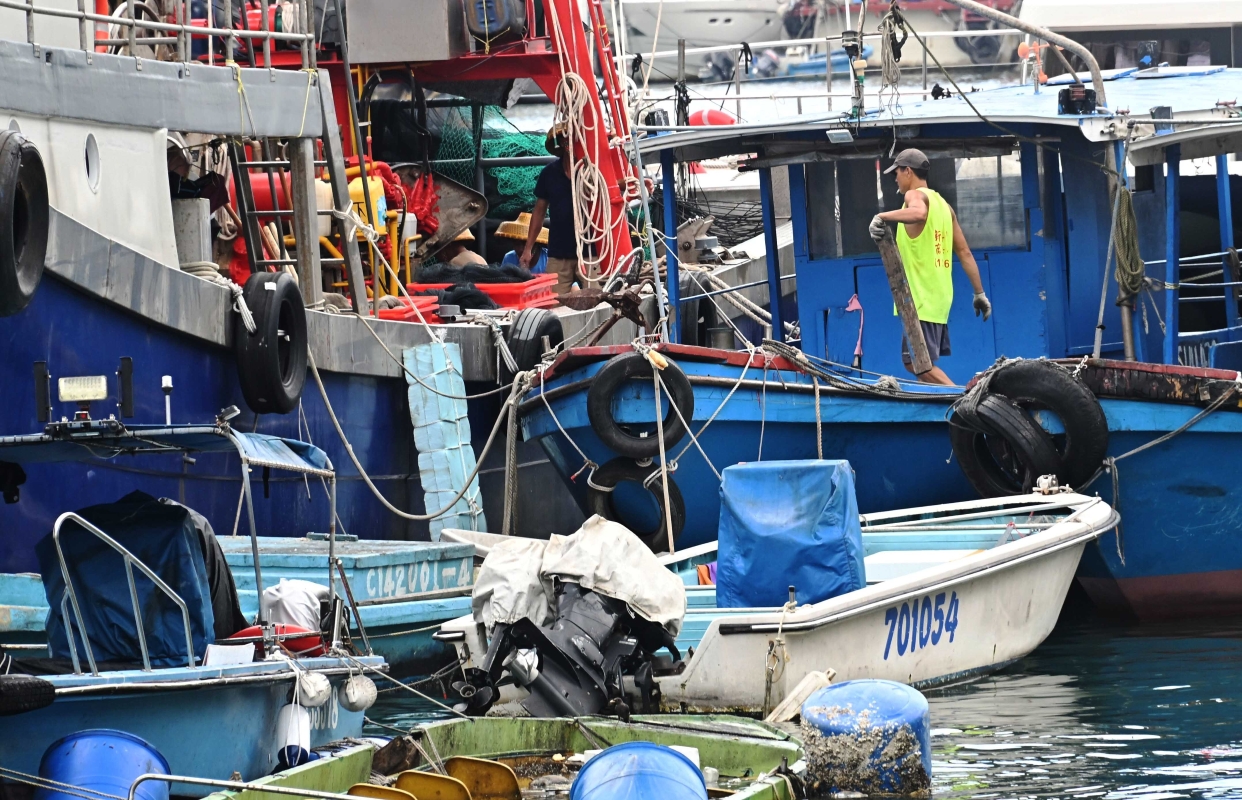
[{"x1": 882, "y1": 591, "x2": 960, "y2": 660}]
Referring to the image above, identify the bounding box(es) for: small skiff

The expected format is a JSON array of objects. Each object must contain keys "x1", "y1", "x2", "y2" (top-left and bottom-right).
[{"x1": 441, "y1": 491, "x2": 1118, "y2": 714}]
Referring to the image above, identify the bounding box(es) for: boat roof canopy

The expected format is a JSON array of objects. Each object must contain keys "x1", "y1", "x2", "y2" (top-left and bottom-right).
[
  {"x1": 0, "y1": 423, "x2": 332, "y2": 476},
  {"x1": 638, "y1": 68, "x2": 1242, "y2": 164}
]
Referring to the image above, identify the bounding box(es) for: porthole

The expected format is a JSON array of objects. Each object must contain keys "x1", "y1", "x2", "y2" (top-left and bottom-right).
[{"x1": 85, "y1": 133, "x2": 100, "y2": 192}]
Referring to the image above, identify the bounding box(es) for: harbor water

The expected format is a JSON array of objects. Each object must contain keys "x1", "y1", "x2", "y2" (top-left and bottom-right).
[{"x1": 368, "y1": 601, "x2": 1242, "y2": 799}]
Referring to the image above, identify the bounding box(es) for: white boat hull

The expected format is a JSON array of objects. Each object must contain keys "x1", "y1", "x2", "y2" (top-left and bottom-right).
[{"x1": 441, "y1": 494, "x2": 1118, "y2": 714}]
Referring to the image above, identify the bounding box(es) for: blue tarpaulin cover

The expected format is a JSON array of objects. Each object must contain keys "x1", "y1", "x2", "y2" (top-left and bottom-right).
[
  {"x1": 36, "y1": 491, "x2": 215, "y2": 667},
  {"x1": 716, "y1": 460, "x2": 865, "y2": 608}
]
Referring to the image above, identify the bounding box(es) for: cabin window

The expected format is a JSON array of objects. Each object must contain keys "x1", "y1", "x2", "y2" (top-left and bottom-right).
[
  {"x1": 1132, "y1": 164, "x2": 1156, "y2": 192},
  {"x1": 803, "y1": 151, "x2": 1026, "y2": 261},
  {"x1": 951, "y1": 153, "x2": 1024, "y2": 250}
]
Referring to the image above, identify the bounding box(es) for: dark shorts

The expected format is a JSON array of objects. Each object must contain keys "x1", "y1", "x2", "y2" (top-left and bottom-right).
[{"x1": 901, "y1": 321, "x2": 951, "y2": 366}]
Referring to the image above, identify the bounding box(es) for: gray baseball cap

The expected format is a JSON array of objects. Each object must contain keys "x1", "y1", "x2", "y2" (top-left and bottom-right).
[{"x1": 883, "y1": 148, "x2": 931, "y2": 173}]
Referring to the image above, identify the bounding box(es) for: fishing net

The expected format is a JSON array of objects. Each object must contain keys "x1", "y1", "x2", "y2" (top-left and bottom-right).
[{"x1": 433, "y1": 105, "x2": 548, "y2": 220}]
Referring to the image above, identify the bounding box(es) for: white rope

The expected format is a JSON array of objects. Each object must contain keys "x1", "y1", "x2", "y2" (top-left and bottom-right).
[
  {"x1": 308, "y1": 348, "x2": 526, "y2": 522},
  {"x1": 182, "y1": 261, "x2": 257, "y2": 334}
]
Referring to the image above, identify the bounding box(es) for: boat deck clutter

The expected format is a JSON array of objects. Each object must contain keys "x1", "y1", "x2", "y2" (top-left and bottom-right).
[{"x1": 0, "y1": 0, "x2": 1239, "y2": 794}]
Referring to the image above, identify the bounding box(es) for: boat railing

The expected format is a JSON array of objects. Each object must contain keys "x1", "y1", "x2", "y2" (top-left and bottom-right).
[
  {"x1": 0, "y1": 0, "x2": 318, "y2": 69},
  {"x1": 52, "y1": 511, "x2": 197, "y2": 676}
]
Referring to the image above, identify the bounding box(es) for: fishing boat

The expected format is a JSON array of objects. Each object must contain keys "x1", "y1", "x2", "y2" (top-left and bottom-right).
[
  {"x1": 0, "y1": 412, "x2": 384, "y2": 785},
  {"x1": 2, "y1": 521, "x2": 477, "y2": 678},
  {"x1": 193, "y1": 716, "x2": 806, "y2": 800},
  {"x1": 438, "y1": 490, "x2": 1117, "y2": 714},
  {"x1": 514, "y1": 2, "x2": 1242, "y2": 621}
]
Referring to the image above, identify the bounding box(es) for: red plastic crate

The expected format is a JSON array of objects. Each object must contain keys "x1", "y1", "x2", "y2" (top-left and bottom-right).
[
  {"x1": 405, "y1": 274, "x2": 560, "y2": 310},
  {"x1": 377, "y1": 295, "x2": 441, "y2": 324}
]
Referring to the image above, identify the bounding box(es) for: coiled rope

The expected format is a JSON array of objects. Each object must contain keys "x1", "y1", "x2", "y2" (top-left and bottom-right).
[{"x1": 181, "y1": 260, "x2": 257, "y2": 334}]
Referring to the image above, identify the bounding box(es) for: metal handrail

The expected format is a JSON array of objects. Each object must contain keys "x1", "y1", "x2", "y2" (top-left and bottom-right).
[
  {"x1": 53, "y1": 511, "x2": 197, "y2": 675},
  {"x1": 129, "y1": 774, "x2": 367, "y2": 800},
  {"x1": 3, "y1": 0, "x2": 316, "y2": 68}
]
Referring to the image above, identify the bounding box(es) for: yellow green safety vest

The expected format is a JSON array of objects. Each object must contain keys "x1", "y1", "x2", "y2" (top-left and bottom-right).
[{"x1": 895, "y1": 187, "x2": 954, "y2": 325}]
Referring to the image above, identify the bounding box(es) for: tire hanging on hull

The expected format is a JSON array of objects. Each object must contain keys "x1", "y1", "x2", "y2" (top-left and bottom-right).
[
  {"x1": 585, "y1": 457, "x2": 686, "y2": 552},
  {"x1": 950, "y1": 358, "x2": 1109, "y2": 497},
  {"x1": 586, "y1": 351, "x2": 694, "y2": 460},
  {"x1": 0, "y1": 131, "x2": 49, "y2": 317},
  {"x1": 235, "y1": 272, "x2": 308, "y2": 414}
]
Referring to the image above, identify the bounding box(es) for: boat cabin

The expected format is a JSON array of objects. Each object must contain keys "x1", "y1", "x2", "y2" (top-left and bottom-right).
[{"x1": 641, "y1": 66, "x2": 1242, "y2": 379}]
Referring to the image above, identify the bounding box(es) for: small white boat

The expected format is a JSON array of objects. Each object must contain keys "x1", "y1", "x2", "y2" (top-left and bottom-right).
[{"x1": 439, "y1": 491, "x2": 1118, "y2": 714}]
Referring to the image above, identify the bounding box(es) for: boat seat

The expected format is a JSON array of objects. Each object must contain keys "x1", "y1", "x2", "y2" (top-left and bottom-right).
[
  {"x1": 444, "y1": 757, "x2": 520, "y2": 800},
  {"x1": 347, "y1": 786, "x2": 417, "y2": 800},
  {"x1": 396, "y1": 770, "x2": 472, "y2": 800},
  {"x1": 863, "y1": 550, "x2": 982, "y2": 583}
]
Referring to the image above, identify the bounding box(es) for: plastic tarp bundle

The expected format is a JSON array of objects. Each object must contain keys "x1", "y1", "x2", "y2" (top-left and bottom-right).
[
  {"x1": 36, "y1": 491, "x2": 216, "y2": 667},
  {"x1": 262, "y1": 579, "x2": 330, "y2": 631},
  {"x1": 472, "y1": 515, "x2": 687, "y2": 636},
  {"x1": 716, "y1": 460, "x2": 866, "y2": 609}
]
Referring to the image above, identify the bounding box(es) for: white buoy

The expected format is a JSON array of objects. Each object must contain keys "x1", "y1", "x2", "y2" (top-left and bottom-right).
[{"x1": 340, "y1": 675, "x2": 377, "y2": 712}]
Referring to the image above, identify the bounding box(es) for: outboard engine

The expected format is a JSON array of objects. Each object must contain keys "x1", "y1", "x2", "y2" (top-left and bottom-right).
[{"x1": 453, "y1": 582, "x2": 682, "y2": 718}]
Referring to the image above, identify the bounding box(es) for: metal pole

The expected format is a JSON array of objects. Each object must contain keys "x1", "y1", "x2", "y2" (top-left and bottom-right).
[
  {"x1": 260, "y1": 0, "x2": 270, "y2": 66},
  {"x1": 126, "y1": 0, "x2": 136, "y2": 56},
  {"x1": 327, "y1": 476, "x2": 337, "y2": 601},
  {"x1": 661, "y1": 147, "x2": 680, "y2": 342},
  {"x1": 758, "y1": 166, "x2": 785, "y2": 341},
  {"x1": 77, "y1": 0, "x2": 89, "y2": 52},
  {"x1": 922, "y1": 36, "x2": 928, "y2": 92},
  {"x1": 240, "y1": 461, "x2": 266, "y2": 624},
  {"x1": 473, "y1": 104, "x2": 487, "y2": 247},
  {"x1": 628, "y1": 138, "x2": 669, "y2": 338},
  {"x1": 934, "y1": 0, "x2": 1106, "y2": 107},
  {"x1": 733, "y1": 54, "x2": 742, "y2": 122},
  {"x1": 1217, "y1": 153, "x2": 1239, "y2": 328},
  {"x1": 825, "y1": 37, "x2": 832, "y2": 111},
  {"x1": 1163, "y1": 144, "x2": 1181, "y2": 366},
  {"x1": 222, "y1": 0, "x2": 234, "y2": 61},
  {"x1": 25, "y1": 0, "x2": 33, "y2": 44}
]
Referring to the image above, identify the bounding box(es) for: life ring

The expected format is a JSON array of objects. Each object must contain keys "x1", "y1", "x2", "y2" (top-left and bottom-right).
[
  {"x1": 950, "y1": 394, "x2": 1061, "y2": 497},
  {"x1": 0, "y1": 673, "x2": 56, "y2": 716},
  {"x1": 985, "y1": 359, "x2": 1108, "y2": 487},
  {"x1": 503, "y1": 307, "x2": 563, "y2": 383},
  {"x1": 235, "y1": 272, "x2": 308, "y2": 414},
  {"x1": 229, "y1": 624, "x2": 325, "y2": 659},
  {"x1": 0, "y1": 131, "x2": 49, "y2": 317},
  {"x1": 586, "y1": 457, "x2": 686, "y2": 552},
  {"x1": 586, "y1": 351, "x2": 694, "y2": 459}
]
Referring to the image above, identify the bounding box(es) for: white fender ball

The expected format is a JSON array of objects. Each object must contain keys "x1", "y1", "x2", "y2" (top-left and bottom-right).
[{"x1": 340, "y1": 675, "x2": 377, "y2": 712}]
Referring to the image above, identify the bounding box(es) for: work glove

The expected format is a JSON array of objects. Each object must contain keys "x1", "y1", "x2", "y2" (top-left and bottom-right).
[
  {"x1": 868, "y1": 214, "x2": 887, "y2": 241},
  {"x1": 973, "y1": 291, "x2": 992, "y2": 321}
]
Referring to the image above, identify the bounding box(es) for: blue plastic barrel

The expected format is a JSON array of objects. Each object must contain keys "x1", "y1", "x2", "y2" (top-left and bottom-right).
[
  {"x1": 801, "y1": 679, "x2": 931, "y2": 795},
  {"x1": 36, "y1": 730, "x2": 171, "y2": 800},
  {"x1": 570, "y1": 742, "x2": 707, "y2": 800}
]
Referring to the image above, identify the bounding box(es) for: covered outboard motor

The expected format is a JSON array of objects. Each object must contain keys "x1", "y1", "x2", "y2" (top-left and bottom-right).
[{"x1": 453, "y1": 516, "x2": 687, "y2": 717}]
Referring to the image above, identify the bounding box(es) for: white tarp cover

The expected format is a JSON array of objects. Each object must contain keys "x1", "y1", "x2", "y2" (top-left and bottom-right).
[
  {"x1": 472, "y1": 515, "x2": 687, "y2": 635},
  {"x1": 262, "y1": 578, "x2": 330, "y2": 631}
]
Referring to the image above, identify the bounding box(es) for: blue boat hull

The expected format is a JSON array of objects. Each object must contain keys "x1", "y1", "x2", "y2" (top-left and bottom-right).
[
  {"x1": 0, "y1": 659, "x2": 375, "y2": 793},
  {"x1": 524, "y1": 352, "x2": 1242, "y2": 619}
]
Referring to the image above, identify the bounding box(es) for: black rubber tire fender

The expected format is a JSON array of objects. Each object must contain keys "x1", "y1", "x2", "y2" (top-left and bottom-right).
[
  {"x1": 0, "y1": 131, "x2": 49, "y2": 317},
  {"x1": 503, "y1": 307, "x2": 563, "y2": 383},
  {"x1": 235, "y1": 272, "x2": 308, "y2": 414},
  {"x1": 986, "y1": 359, "x2": 1109, "y2": 488},
  {"x1": 586, "y1": 351, "x2": 694, "y2": 460},
  {"x1": 585, "y1": 457, "x2": 686, "y2": 552},
  {"x1": 0, "y1": 673, "x2": 56, "y2": 716},
  {"x1": 950, "y1": 394, "x2": 1062, "y2": 497}
]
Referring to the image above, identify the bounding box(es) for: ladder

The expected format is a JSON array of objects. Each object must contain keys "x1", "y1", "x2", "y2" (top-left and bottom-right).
[{"x1": 227, "y1": 72, "x2": 370, "y2": 313}]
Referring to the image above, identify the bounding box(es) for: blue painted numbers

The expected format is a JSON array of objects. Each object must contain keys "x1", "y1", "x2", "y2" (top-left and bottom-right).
[{"x1": 883, "y1": 591, "x2": 959, "y2": 660}]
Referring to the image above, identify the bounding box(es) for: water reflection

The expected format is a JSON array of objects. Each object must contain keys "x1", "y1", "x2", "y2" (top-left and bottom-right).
[
  {"x1": 928, "y1": 616, "x2": 1242, "y2": 800},
  {"x1": 366, "y1": 614, "x2": 1242, "y2": 800}
]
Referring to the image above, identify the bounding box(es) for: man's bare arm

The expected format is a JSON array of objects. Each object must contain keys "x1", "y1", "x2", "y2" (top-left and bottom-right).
[
  {"x1": 950, "y1": 209, "x2": 985, "y2": 295},
  {"x1": 878, "y1": 189, "x2": 930, "y2": 225}
]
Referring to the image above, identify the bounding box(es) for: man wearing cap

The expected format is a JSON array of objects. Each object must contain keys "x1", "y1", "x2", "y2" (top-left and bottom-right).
[
  {"x1": 870, "y1": 148, "x2": 991, "y2": 386},
  {"x1": 521, "y1": 124, "x2": 582, "y2": 294}
]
